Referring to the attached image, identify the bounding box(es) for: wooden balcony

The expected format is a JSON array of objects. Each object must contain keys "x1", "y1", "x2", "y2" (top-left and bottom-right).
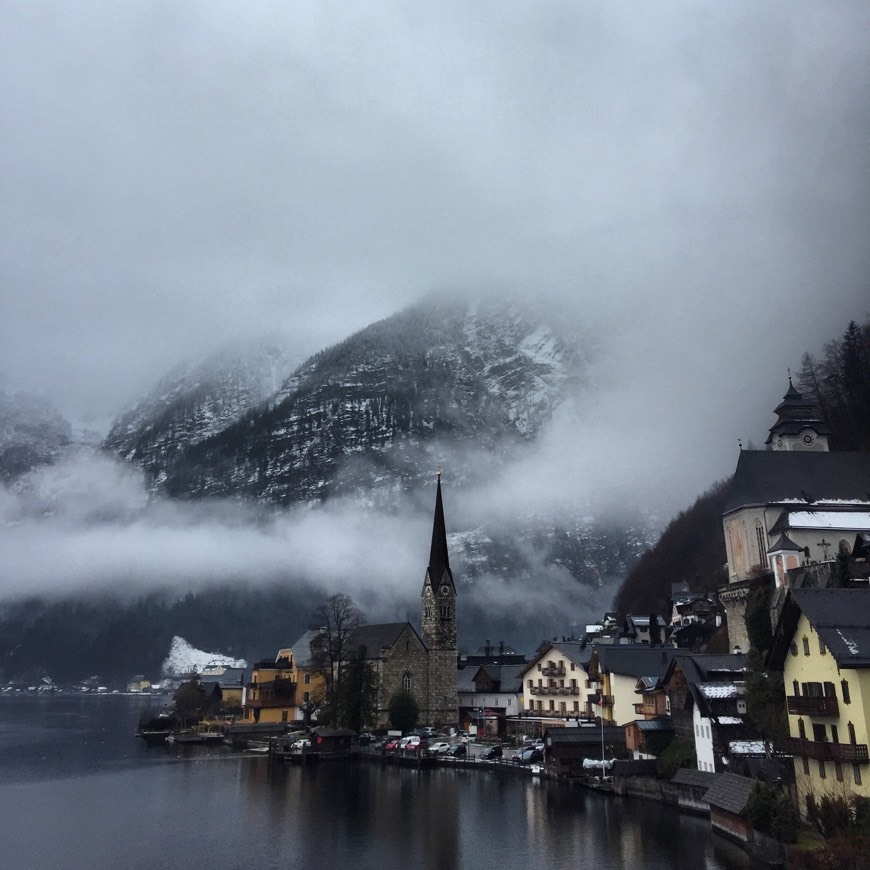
[
  {"x1": 541, "y1": 664, "x2": 566, "y2": 677},
  {"x1": 786, "y1": 695, "x2": 839, "y2": 717},
  {"x1": 783, "y1": 737, "x2": 869, "y2": 763}
]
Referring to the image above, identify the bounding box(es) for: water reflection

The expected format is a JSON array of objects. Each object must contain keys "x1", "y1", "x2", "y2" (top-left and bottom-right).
[{"x1": 0, "y1": 697, "x2": 750, "y2": 870}]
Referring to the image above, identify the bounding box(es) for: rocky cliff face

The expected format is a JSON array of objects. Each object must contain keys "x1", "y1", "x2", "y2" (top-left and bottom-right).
[
  {"x1": 151, "y1": 295, "x2": 591, "y2": 504},
  {"x1": 104, "y1": 339, "x2": 298, "y2": 487}
]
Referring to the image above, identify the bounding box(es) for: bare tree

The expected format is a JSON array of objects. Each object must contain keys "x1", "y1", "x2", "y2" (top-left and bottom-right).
[{"x1": 312, "y1": 593, "x2": 364, "y2": 721}]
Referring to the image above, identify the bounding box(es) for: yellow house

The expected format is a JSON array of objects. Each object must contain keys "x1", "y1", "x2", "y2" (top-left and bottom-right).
[
  {"x1": 769, "y1": 588, "x2": 870, "y2": 820},
  {"x1": 243, "y1": 630, "x2": 327, "y2": 725},
  {"x1": 518, "y1": 641, "x2": 591, "y2": 719}
]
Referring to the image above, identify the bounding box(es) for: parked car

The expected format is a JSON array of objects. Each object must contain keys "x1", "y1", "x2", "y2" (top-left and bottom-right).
[
  {"x1": 291, "y1": 738, "x2": 311, "y2": 751},
  {"x1": 479, "y1": 745, "x2": 503, "y2": 760},
  {"x1": 445, "y1": 744, "x2": 467, "y2": 758},
  {"x1": 358, "y1": 732, "x2": 375, "y2": 746},
  {"x1": 419, "y1": 726, "x2": 437, "y2": 738},
  {"x1": 371, "y1": 739, "x2": 386, "y2": 751},
  {"x1": 384, "y1": 738, "x2": 401, "y2": 752},
  {"x1": 519, "y1": 748, "x2": 543, "y2": 764},
  {"x1": 429, "y1": 742, "x2": 451, "y2": 755}
]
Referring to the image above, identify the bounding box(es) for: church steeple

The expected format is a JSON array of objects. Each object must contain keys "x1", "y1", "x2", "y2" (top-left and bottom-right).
[
  {"x1": 765, "y1": 375, "x2": 830, "y2": 451},
  {"x1": 421, "y1": 469, "x2": 456, "y2": 650}
]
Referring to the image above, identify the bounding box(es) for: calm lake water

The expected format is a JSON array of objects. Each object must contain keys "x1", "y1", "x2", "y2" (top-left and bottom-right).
[{"x1": 0, "y1": 695, "x2": 750, "y2": 870}]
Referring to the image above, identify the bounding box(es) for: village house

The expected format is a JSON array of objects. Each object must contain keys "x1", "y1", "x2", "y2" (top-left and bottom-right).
[
  {"x1": 767, "y1": 587, "x2": 870, "y2": 820},
  {"x1": 518, "y1": 640, "x2": 592, "y2": 720},
  {"x1": 587, "y1": 645, "x2": 676, "y2": 725},
  {"x1": 661, "y1": 653, "x2": 751, "y2": 773},
  {"x1": 457, "y1": 662, "x2": 524, "y2": 737}
]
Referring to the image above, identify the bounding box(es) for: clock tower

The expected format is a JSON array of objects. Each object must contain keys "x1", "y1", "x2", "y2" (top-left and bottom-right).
[{"x1": 765, "y1": 378, "x2": 830, "y2": 452}]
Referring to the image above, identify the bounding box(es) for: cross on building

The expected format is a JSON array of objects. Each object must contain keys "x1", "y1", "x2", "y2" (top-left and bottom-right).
[{"x1": 817, "y1": 538, "x2": 831, "y2": 560}]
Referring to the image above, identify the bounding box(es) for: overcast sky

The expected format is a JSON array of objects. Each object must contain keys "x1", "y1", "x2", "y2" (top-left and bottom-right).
[{"x1": 1, "y1": 2, "x2": 869, "y2": 516}]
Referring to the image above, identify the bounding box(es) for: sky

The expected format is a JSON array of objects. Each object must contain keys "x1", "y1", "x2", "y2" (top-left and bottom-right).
[{"x1": 1, "y1": 3, "x2": 869, "y2": 630}]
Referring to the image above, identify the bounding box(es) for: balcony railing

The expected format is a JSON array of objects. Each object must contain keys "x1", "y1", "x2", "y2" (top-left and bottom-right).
[
  {"x1": 541, "y1": 664, "x2": 566, "y2": 677},
  {"x1": 783, "y1": 737, "x2": 869, "y2": 763},
  {"x1": 786, "y1": 695, "x2": 840, "y2": 717}
]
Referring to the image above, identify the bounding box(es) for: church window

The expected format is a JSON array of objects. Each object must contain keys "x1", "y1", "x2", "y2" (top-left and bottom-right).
[
  {"x1": 440, "y1": 605, "x2": 450, "y2": 618},
  {"x1": 402, "y1": 672, "x2": 412, "y2": 692},
  {"x1": 755, "y1": 522, "x2": 766, "y2": 563}
]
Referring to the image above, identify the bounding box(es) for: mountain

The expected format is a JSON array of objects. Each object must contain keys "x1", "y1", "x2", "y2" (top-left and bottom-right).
[
  {"x1": 0, "y1": 389, "x2": 72, "y2": 482},
  {"x1": 149, "y1": 295, "x2": 592, "y2": 504},
  {"x1": 104, "y1": 338, "x2": 298, "y2": 487}
]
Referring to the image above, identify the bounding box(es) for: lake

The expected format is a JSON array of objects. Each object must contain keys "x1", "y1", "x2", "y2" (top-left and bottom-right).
[{"x1": 0, "y1": 695, "x2": 750, "y2": 869}]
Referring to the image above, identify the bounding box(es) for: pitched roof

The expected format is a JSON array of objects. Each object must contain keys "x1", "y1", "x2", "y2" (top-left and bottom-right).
[
  {"x1": 723, "y1": 450, "x2": 870, "y2": 515},
  {"x1": 547, "y1": 726, "x2": 626, "y2": 746},
  {"x1": 765, "y1": 380, "x2": 831, "y2": 444},
  {"x1": 286, "y1": 629, "x2": 326, "y2": 668},
  {"x1": 348, "y1": 622, "x2": 419, "y2": 658},
  {"x1": 596, "y1": 645, "x2": 677, "y2": 679},
  {"x1": 703, "y1": 773, "x2": 756, "y2": 815},
  {"x1": 636, "y1": 717, "x2": 673, "y2": 732},
  {"x1": 519, "y1": 641, "x2": 591, "y2": 678},
  {"x1": 671, "y1": 768, "x2": 718, "y2": 789},
  {"x1": 769, "y1": 588, "x2": 870, "y2": 669}
]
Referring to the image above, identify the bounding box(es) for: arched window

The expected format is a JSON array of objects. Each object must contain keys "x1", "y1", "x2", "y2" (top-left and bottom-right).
[
  {"x1": 402, "y1": 672, "x2": 412, "y2": 692},
  {"x1": 440, "y1": 605, "x2": 451, "y2": 619}
]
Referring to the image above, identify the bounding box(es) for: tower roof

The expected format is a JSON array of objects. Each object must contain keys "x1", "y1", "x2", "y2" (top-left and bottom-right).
[
  {"x1": 425, "y1": 472, "x2": 455, "y2": 593},
  {"x1": 765, "y1": 378, "x2": 830, "y2": 444}
]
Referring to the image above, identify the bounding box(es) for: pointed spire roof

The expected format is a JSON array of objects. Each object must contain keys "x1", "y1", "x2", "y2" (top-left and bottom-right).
[{"x1": 425, "y1": 470, "x2": 455, "y2": 592}]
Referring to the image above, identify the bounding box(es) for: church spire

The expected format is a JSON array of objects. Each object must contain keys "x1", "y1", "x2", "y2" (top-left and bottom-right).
[{"x1": 427, "y1": 469, "x2": 453, "y2": 592}]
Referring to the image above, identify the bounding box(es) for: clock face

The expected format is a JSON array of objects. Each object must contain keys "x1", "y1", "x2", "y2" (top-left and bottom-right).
[
  {"x1": 777, "y1": 438, "x2": 783, "y2": 449},
  {"x1": 802, "y1": 433, "x2": 815, "y2": 445}
]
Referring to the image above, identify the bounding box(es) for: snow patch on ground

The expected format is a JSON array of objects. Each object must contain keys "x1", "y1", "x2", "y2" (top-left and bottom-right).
[{"x1": 161, "y1": 635, "x2": 247, "y2": 677}]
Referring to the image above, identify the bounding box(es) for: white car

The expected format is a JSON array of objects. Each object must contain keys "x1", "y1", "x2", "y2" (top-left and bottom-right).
[
  {"x1": 291, "y1": 738, "x2": 311, "y2": 751},
  {"x1": 429, "y1": 742, "x2": 451, "y2": 755}
]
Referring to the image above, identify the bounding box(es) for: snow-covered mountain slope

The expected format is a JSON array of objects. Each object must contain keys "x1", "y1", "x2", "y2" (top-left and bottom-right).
[
  {"x1": 104, "y1": 338, "x2": 298, "y2": 484},
  {"x1": 0, "y1": 389, "x2": 72, "y2": 481},
  {"x1": 153, "y1": 295, "x2": 592, "y2": 504}
]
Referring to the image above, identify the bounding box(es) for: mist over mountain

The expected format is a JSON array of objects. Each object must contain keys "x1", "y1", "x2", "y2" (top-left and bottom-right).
[{"x1": 0, "y1": 389, "x2": 73, "y2": 482}]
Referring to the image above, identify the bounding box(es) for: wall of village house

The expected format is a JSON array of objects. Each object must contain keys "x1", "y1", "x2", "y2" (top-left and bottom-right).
[
  {"x1": 693, "y1": 705, "x2": 715, "y2": 771},
  {"x1": 521, "y1": 652, "x2": 586, "y2": 718},
  {"x1": 610, "y1": 672, "x2": 642, "y2": 726},
  {"x1": 783, "y1": 612, "x2": 870, "y2": 819}
]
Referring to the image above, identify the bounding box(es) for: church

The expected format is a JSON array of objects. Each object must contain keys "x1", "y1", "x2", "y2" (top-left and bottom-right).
[
  {"x1": 348, "y1": 471, "x2": 459, "y2": 727},
  {"x1": 245, "y1": 472, "x2": 460, "y2": 729},
  {"x1": 719, "y1": 379, "x2": 870, "y2": 650}
]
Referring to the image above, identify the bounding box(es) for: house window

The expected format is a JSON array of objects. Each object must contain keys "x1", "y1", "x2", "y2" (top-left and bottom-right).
[
  {"x1": 303, "y1": 691, "x2": 310, "y2": 703},
  {"x1": 819, "y1": 637, "x2": 826, "y2": 655},
  {"x1": 812, "y1": 724, "x2": 826, "y2": 742},
  {"x1": 802, "y1": 757, "x2": 810, "y2": 775},
  {"x1": 848, "y1": 722, "x2": 857, "y2": 744},
  {"x1": 304, "y1": 673, "x2": 311, "y2": 684},
  {"x1": 793, "y1": 680, "x2": 800, "y2": 696},
  {"x1": 549, "y1": 700, "x2": 554, "y2": 711},
  {"x1": 835, "y1": 762, "x2": 843, "y2": 782},
  {"x1": 798, "y1": 719, "x2": 806, "y2": 739},
  {"x1": 281, "y1": 710, "x2": 288, "y2": 723},
  {"x1": 831, "y1": 725, "x2": 839, "y2": 744},
  {"x1": 402, "y1": 672, "x2": 412, "y2": 692},
  {"x1": 854, "y1": 765, "x2": 863, "y2": 786},
  {"x1": 560, "y1": 702, "x2": 566, "y2": 714},
  {"x1": 537, "y1": 664, "x2": 542, "y2": 672},
  {"x1": 802, "y1": 637, "x2": 810, "y2": 656},
  {"x1": 573, "y1": 701, "x2": 579, "y2": 712},
  {"x1": 842, "y1": 680, "x2": 851, "y2": 704},
  {"x1": 790, "y1": 643, "x2": 798, "y2": 657},
  {"x1": 818, "y1": 760, "x2": 826, "y2": 779},
  {"x1": 570, "y1": 663, "x2": 575, "y2": 671}
]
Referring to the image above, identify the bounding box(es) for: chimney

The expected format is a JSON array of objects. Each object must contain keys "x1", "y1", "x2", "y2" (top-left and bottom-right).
[{"x1": 499, "y1": 641, "x2": 504, "y2": 655}]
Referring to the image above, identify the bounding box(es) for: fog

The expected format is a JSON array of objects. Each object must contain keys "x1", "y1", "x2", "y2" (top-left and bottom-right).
[{"x1": 1, "y1": 3, "x2": 868, "y2": 637}]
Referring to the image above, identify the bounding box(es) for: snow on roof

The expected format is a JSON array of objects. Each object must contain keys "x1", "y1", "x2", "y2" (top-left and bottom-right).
[
  {"x1": 716, "y1": 716, "x2": 743, "y2": 725},
  {"x1": 699, "y1": 683, "x2": 738, "y2": 700},
  {"x1": 782, "y1": 511, "x2": 870, "y2": 531},
  {"x1": 728, "y1": 741, "x2": 766, "y2": 755}
]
